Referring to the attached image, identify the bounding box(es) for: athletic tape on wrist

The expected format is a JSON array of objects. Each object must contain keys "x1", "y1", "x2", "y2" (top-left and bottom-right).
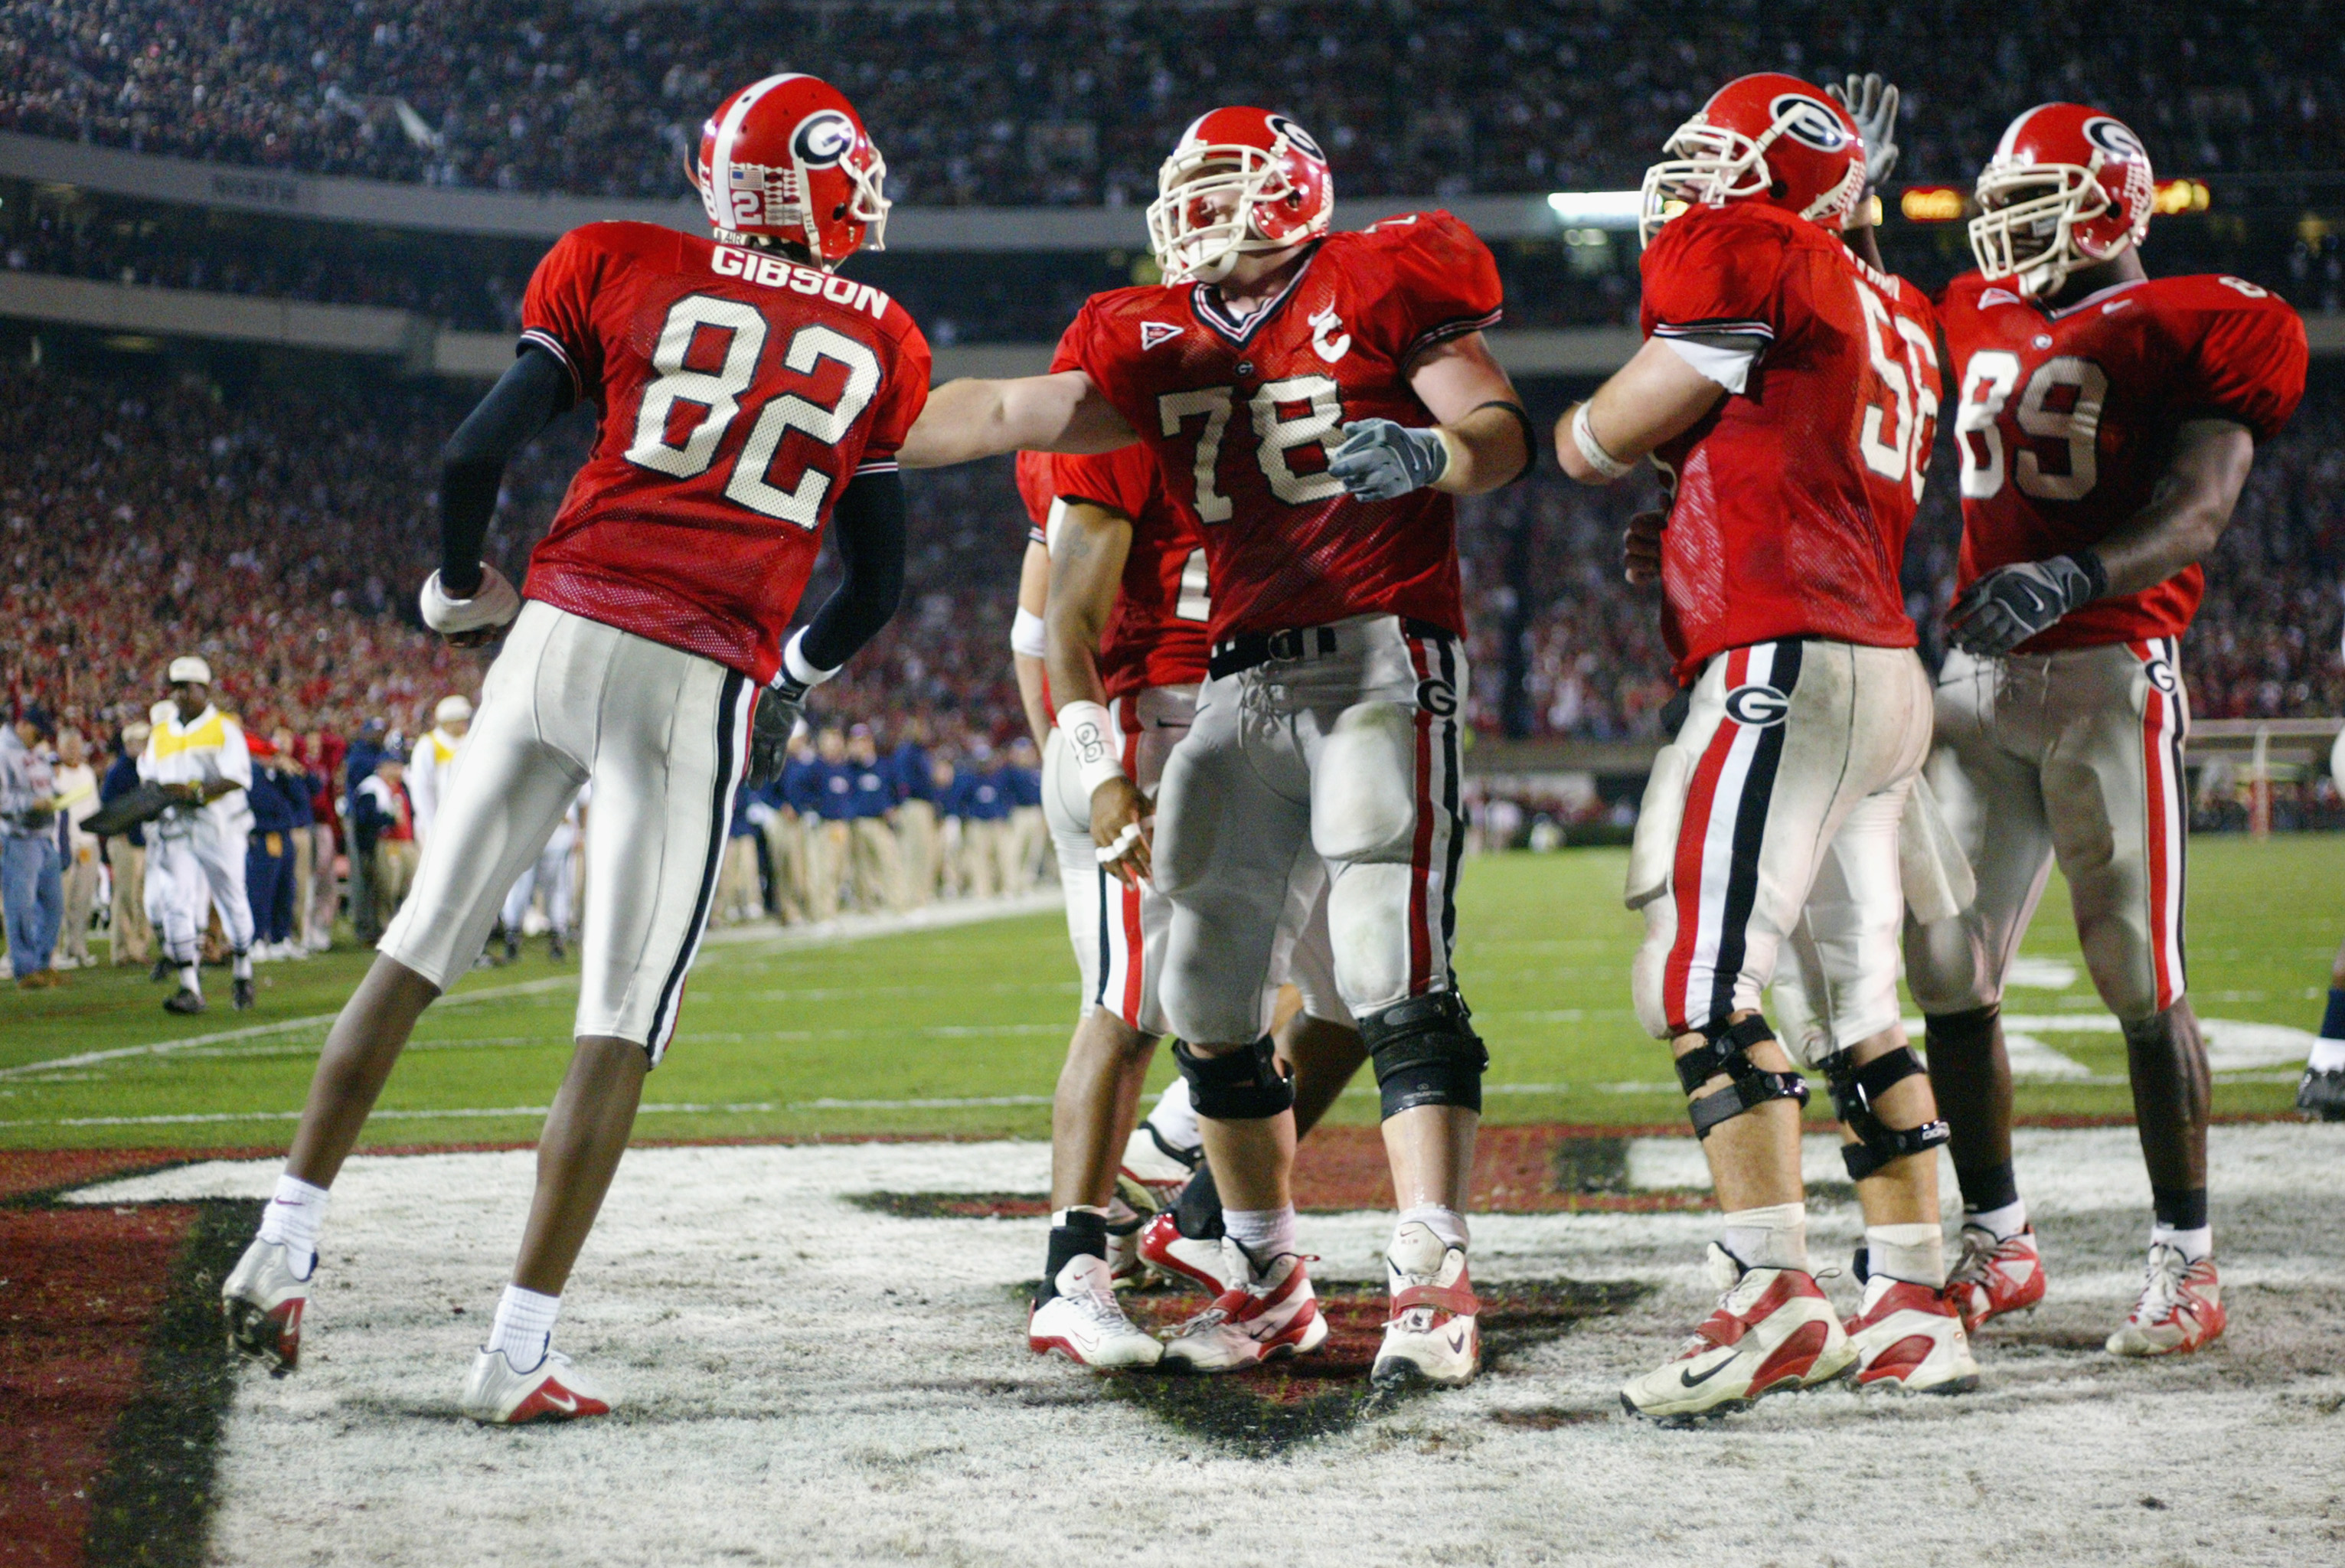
[
  {"x1": 1570, "y1": 403, "x2": 1635, "y2": 481},
  {"x1": 1054, "y1": 699, "x2": 1125, "y2": 796},
  {"x1": 782, "y1": 628, "x2": 841, "y2": 689},
  {"x1": 1009, "y1": 606, "x2": 1049, "y2": 659}
]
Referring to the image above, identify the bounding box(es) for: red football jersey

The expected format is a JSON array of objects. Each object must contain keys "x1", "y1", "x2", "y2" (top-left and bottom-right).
[
  {"x1": 1055, "y1": 211, "x2": 1503, "y2": 639},
  {"x1": 1014, "y1": 446, "x2": 1211, "y2": 703},
  {"x1": 518, "y1": 222, "x2": 932, "y2": 682},
  {"x1": 1640, "y1": 202, "x2": 1936, "y2": 683},
  {"x1": 1939, "y1": 270, "x2": 2307, "y2": 651}
]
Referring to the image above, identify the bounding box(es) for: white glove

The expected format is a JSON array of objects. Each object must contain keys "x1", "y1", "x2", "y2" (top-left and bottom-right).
[
  {"x1": 1828, "y1": 73, "x2": 1901, "y2": 194},
  {"x1": 420, "y1": 564, "x2": 521, "y2": 636}
]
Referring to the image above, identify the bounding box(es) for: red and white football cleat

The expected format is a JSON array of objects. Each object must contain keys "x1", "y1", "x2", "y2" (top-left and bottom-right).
[
  {"x1": 220, "y1": 1236, "x2": 311, "y2": 1374},
  {"x1": 1944, "y1": 1223, "x2": 2046, "y2": 1333},
  {"x1": 1371, "y1": 1222, "x2": 1481, "y2": 1388},
  {"x1": 1138, "y1": 1210, "x2": 1233, "y2": 1295},
  {"x1": 1844, "y1": 1276, "x2": 1981, "y2": 1394},
  {"x1": 2107, "y1": 1244, "x2": 2226, "y2": 1357},
  {"x1": 459, "y1": 1348, "x2": 613, "y2": 1425},
  {"x1": 1160, "y1": 1242, "x2": 1328, "y2": 1373},
  {"x1": 1621, "y1": 1244, "x2": 1855, "y2": 1423},
  {"x1": 1028, "y1": 1256, "x2": 1164, "y2": 1370}
]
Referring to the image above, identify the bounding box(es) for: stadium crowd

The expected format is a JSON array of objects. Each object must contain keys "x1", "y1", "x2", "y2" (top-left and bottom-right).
[
  {"x1": 3, "y1": 353, "x2": 2341, "y2": 970},
  {"x1": 2, "y1": 1, "x2": 2337, "y2": 206}
]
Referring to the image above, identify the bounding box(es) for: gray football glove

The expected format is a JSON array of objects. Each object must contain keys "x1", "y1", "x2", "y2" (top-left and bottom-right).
[
  {"x1": 1328, "y1": 419, "x2": 1448, "y2": 503},
  {"x1": 1827, "y1": 73, "x2": 1901, "y2": 194},
  {"x1": 1945, "y1": 554, "x2": 2106, "y2": 656},
  {"x1": 746, "y1": 678, "x2": 808, "y2": 789}
]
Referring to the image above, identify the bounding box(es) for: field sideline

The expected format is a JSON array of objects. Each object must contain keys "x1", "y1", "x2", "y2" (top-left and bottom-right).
[{"x1": 0, "y1": 838, "x2": 2336, "y2": 1148}]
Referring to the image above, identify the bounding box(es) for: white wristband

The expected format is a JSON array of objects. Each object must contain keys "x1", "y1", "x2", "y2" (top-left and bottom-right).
[
  {"x1": 782, "y1": 627, "x2": 841, "y2": 688},
  {"x1": 1571, "y1": 403, "x2": 1635, "y2": 482},
  {"x1": 1010, "y1": 606, "x2": 1048, "y2": 659},
  {"x1": 1054, "y1": 700, "x2": 1125, "y2": 796}
]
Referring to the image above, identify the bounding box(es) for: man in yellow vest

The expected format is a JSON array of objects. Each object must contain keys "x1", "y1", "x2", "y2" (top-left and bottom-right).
[
  {"x1": 139, "y1": 656, "x2": 256, "y2": 1014},
  {"x1": 407, "y1": 694, "x2": 473, "y2": 853}
]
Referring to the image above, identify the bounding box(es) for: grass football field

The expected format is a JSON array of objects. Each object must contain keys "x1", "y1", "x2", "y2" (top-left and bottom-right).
[{"x1": 3, "y1": 835, "x2": 2334, "y2": 1148}]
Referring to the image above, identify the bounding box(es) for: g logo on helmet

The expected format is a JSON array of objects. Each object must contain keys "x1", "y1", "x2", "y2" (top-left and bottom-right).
[
  {"x1": 1724, "y1": 683, "x2": 1791, "y2": 727},
  {"x1": 2083, "y1": 116, "x2": 2146, "y2": 162},
  {"x1": 1266, "y1": 113, "x2": 1325, "y2": 162},
  {"x1": 1769, "y1": 95, "x2": 1850, "y2": 152},
  {"x1": 2144, "y1": 657, "x2": 2178, "y2": 695},
  {"x1": 792, "y1": 110, "x2": 856, "y2": 168}
]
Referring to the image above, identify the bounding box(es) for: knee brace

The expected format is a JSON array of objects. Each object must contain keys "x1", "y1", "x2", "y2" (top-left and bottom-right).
[
  {"x1": 1676, "y1": 1015, "x2": 1809, "y2": 1139},
  {"x1": 1360, "y1": 991, "x2": 1488, "y2": 1118},
  {"x1": 1820, "y1": 1045, "x2": 1950, "y2": 1181},
  {"x1": 1173, "y1": 1036, "x2": 1294, "y2": 1121}
]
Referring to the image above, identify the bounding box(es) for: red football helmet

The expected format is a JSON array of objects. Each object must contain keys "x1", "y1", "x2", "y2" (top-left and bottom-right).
[
  {"x1": 690, "y1": 74, "x2": 889, "y2": 267},
  {"x1": 1145, "y1": 106, "x2": 1334, "y2": 285},
  {"x1": 1639, "y1": 74, "x2": 1866, "y2": 244},
  {"x1": 1969, "y1": 103, "x2": 2154, "y2": 298}
]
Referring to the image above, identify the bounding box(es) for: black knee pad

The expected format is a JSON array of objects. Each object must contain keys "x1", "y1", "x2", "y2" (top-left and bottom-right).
[
  {"x1": 1820, "y1": 1044, "x2": 1950, "y2": 1181},
  {"x1": 1360, "y1": 991, "x2": 1488, "y2": 1118},
  {"x1": 1174, "y1": 1036, "x2": 1293, "y2": 1121},
  {"x1": 1676, "y1": 1014, "x2": 1808, "y2": 1138}
]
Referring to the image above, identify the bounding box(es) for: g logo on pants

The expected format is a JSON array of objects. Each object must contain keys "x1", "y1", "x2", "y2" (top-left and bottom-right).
[
  {"x1": 1723, "y1": 683, "x2": 1791, "y2": 727},
  {"x1": 2144, "y1": 658, "x2": 2178, "y2": 695},
  {"x1": 1415, "y1": 675, "x2": 1458, "y2": 717}
]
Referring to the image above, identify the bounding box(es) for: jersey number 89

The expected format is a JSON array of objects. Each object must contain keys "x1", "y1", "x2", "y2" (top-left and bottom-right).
[
  {"x1": 1955, "y1": 351, "x2": 2108, "y2": 503},
  {"x1": 624, "y1": 294, "x2": 881, "y2": 528}
]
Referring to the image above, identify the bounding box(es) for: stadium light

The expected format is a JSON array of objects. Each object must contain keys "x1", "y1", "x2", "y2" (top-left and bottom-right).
[
  {"x1": 1900, "y1": 186, "x2": 1967, "y2": 222},
  {"x1": 2154, "y1": 178, "x2": 2212, "y2": 215},
  {"x1": 1546, "y1": 191, "x2": 1642, "y2": 230}
]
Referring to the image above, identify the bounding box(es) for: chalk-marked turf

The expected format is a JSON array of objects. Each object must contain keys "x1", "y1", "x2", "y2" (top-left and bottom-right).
[
  {"x1": 67, "y1": 1123, "x2": 2345, "y2": 1567},
  {"x1": 0, "y1": 891, "x2": 1063, "y2": 1083}
]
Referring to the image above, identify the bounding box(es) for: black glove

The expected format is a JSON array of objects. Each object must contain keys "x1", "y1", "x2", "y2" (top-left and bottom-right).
[
  {"x1": 746, "y1": 678, "x2": 808, "y2": 789},
  {"x1": 1945, "y1": 552, "x2": 2107, "y2": 656}
]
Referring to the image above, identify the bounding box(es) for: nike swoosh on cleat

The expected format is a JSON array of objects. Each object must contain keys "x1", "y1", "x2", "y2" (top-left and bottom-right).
[
  {"x1": 1677, "y1": 1357, "x2": 1734, "y2": 1389},
  {"x1": 538, "y1": 1387, "x2": 579, "y2": 1413},
  {"x1": 1446, "y1": 1328, "x2": 1469, "y2": 1356}
]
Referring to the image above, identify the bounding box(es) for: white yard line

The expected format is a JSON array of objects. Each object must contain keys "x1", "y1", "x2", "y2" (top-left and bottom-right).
[{"x1": 0, "y1": 890, "x2": 1063, "y2": 1083}]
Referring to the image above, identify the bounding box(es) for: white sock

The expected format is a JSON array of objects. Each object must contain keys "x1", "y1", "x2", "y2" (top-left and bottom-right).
[
  {"x1": 1866, "y1": 1221, "x2": 1946, "y2": 1288},
  {"x1": 179, "y1": 963, "x2": 201, "y2": 995},
  {"x1": 1223, "y1": 1205, "x2": 1298, "y2": 1266},
  {"x1": 256, "y1": 1174, "x2": 329, "y2": 1275},
  {"x1": 1720, "y1": 1202, "x2": 1808, "y2": 1273},
  {"x1": 486, "y1": 1285, "x2": 561, "y2": 1370},
  {"x1": 2151, "y1": 1223, "x2": 2213, "y2": 1264},
  {"x1": 1145, "y1": 1078, "x2": 1201, "y2": 1155},
  {"x1": 1965, "y1": 1198, "x2": 2029, "y2": 1241},
  {"x1": 2308, "y1": 1038, "x2": 2345, "y2": 1073},
  {"x1": 1395, "y1": 1204, "x2": 1468, "y2": 1252},
  {"x1": 233, "y1": 949, "x2": 253, "y2": 980}
]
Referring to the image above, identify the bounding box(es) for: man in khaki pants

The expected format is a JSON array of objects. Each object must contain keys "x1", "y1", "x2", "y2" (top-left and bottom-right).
[
  {"x1": 889, "y1": 718, "x2": 939, "y2": 906},
  {"x1": 52, "y1": 729, "x2": 102, "y2": 967},
  {"x1": 844, "y1": 727, "x2": 906, "y2": 911},
  {"x1": 100, "y1": 720, "x2": 152, "y2": 967}
]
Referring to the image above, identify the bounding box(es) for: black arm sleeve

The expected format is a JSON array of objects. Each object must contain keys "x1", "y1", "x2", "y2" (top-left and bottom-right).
[
  {"x1": 436, "y1": 345, "x2": 573, "y2": 593},
  {"x1": 798, "y1": 469, "x2": 908, "y2": 673}
]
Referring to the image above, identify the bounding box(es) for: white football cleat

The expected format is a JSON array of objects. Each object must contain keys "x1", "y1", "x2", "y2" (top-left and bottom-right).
[
  {"x1": 459, "y1": 1347, "x2": 613, "y2": 1425},
  {"x1": 1621, "y1": 1244, "x2": 1855, "y2": 1424},
  {"x1": 1138, "y1": 1210, "x2": 1233, "y2": 1295},
  {"x1": 1371, "y1": 1221, "x2": 1481, "y2": 1388},
  {"x1": 1119, "y1": 1123, "x2": 1200, "y2": 1210},
  {"x1": 2107, "y1": 1243, "x2": 2226, "y2": 1357},
  {"x1": 1844, "y1": 1276, "x2": 1980, "y2": 1394},
  {"x1": 221, "y1": 1236, "x2": 312, "y2": 1374},
  {"x1": 1944, "y1": 1223, "x2": 2046, "y2": 1333},
  {"x1": 1028, "y1": 1255, "x2": 1164, "y2": 1369},
  {"x1": 1161, "y1": 1241, "x2": 1328, "y2": 1374}
]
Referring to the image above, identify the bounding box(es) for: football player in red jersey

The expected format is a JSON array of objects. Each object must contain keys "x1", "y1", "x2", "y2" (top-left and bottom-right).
[
  {"x1": 1904, "y1": 103, "x2": 2307, "y2": 1357},
  {"x1": 1015, "y1": 446, "x2": 1367, "y2": 1367},
  {"x1": 904, "y1": 106, "x2": 1531, "y2": 1387},
  {"x1": 219, "y1": 74, "x2": 929, "y2": 1423},
  {"x1": 1558, "y1": 73, "x2": 1979, "y2": 1419}
]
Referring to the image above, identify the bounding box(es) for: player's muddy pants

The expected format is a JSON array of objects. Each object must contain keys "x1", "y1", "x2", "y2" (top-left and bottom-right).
[
  {"x1": 1903, "y1": 639, "x2": 2189, "y2": 1024},
  {"x1": 1046, "y1": 684, "x2": 1351, "y2": 1037},
  {"x1": 1155, "y1": 614, "x2": 1461, "y2": 1047},
  {"x1": 381, "y1": 601, "x2": 752, "y2": 1061},
  {"x1": 146, "y1": 820, "x2": 254, "y2": 969},
  {"x1": 1629, "y1": 639, "x2": 1931, "y2": 1060}
]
